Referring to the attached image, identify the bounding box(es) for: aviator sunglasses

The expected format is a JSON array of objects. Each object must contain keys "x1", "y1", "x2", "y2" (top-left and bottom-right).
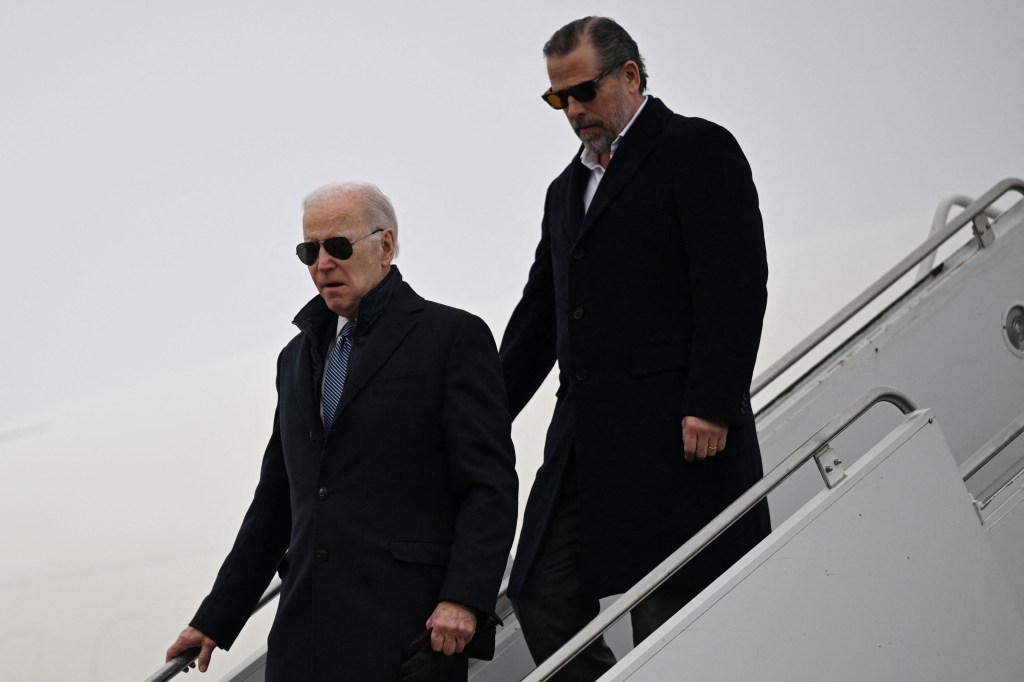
[
  {"x1": 541, "y1": 63, "x2": 624, "y2": 110},
  {"x1": 296, "y1": 228, "x2": 383, "y2": 265}
]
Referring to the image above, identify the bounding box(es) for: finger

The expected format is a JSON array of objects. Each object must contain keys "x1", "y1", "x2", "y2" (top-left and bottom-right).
[
  {"x1": 695, "y1": 431, "x2": 709, "y2": 460},
  {"x1": 430, "y1": 629, "x2": 444, "y2": 653},
  {"x1": 682, "y1": 422, "x2": 696, "y2": 461},
  {"x1": 167, "y1": 638, "x2": 190, "y2": 662},
  {"x1": 443, "y1": 635, "x2": 456, "y2": 656},
  {"x1": 197, "y1": 641, "x2": 214, "y2": 673}
]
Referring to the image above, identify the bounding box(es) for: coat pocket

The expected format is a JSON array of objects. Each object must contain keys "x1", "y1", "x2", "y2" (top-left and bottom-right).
[
  {"x1": 630, "y1": 339, "x2": 689, "y2": 377},
  {"x1": 390, "y1": 539, "x2": 452, "y2": 566}
]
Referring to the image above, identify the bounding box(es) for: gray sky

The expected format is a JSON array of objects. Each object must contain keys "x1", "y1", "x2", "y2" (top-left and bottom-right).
[
  {"x1": 2, "y1": 0, "x2": 1021, "y2": 423},
  {"x1": 1, "y1": 1, "x2": 1023, "y2": 678}
]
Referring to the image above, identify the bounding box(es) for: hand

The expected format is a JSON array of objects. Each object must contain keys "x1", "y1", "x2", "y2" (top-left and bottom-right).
[
  {"x1": 401, "y1": 630, "x2": 458, "y2": 682},
  {"x1": 165, "y1": 626, "x2": 217, "y2": 673},
  {"x1": 682, "y1": 416, "x2": 729, "y2": 462},
  {"x1": 426, "y1": 600, "x2": 477, "y2": 656}
]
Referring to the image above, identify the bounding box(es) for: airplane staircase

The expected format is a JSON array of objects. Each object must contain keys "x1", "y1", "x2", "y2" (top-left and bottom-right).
[{"x1": 145, "y1": 178, "x2": 1024, "y2": 681}]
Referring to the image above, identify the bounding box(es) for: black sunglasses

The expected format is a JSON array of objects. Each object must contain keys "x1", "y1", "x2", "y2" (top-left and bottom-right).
[
  {"x1": 296, "y1": 228, "x2": 383, "y2": 265},
  {"x1": 541, "y1": 63, "x2": 623, "y2": 110}
]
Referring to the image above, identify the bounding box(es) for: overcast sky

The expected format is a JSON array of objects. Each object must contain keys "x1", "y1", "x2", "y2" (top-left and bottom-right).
[
  {"x1": 2, "y1": 2, "x2": 1023, "y2": 678},
  {"x1": 2, "y1": 0, "x2": 1022, "y2": 425}
]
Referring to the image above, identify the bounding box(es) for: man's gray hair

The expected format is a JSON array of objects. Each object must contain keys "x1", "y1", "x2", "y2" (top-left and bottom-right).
[{"x1": 303, "y1": 181, "x2": 400, "y2": 256}]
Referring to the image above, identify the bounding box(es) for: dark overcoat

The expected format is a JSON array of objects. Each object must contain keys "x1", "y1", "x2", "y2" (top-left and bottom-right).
[
  {"x1": 191, "y1": 270, "x2": 518, "y2": 681},
  {"x1": 501, "y1": 97, "x2": 771, "y2": 598}
]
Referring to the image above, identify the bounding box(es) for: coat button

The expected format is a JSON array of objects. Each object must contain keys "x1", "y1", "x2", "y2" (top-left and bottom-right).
[
  {"x1": 572, "y1": 307, "x2": 584, "y2": 320},
  {"x1": 317, "y1": 487, "x2": 328, "y2": 500},
  {"x1": 315, "y1": 549, "x2": 329, "y2": 563},
  {"x1": 575, "y1": 368, "x2": 589, "y2": 381},
  {"x1": 573, "y1": 248, "x2": 586, "y2": 260}
]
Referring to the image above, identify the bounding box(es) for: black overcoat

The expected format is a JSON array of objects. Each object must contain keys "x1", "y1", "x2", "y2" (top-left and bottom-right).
[
  {"x1": 191, "y1": 270, "x2": 518, "y2": 680},
  {"x1": 501, "y1": 97, "x2": 771, "y2": 598}
]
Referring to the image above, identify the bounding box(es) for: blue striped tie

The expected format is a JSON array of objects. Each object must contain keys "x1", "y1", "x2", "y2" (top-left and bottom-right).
[{"x1": 322, "y1": 320, "x2": 355, "y2": 432}]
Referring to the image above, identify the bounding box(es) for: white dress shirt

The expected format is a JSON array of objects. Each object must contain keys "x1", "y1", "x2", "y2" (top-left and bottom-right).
[{"x1": 579, "y1": 96, "x2": 649, "y2": 212}]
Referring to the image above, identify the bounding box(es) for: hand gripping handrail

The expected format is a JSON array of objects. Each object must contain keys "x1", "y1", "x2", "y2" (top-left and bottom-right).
[
  {"x1": 521, "y1": 386, "x2": 917, "y2": 682},
  {"x1": 751, "y1": 178, "x2": 1024, "y2": 400},
  {"x1": 144, "y1": 575, "x2": 516, "y2": 681},
  {"x1": 960, "y1": 409, "x2": 1024, "y2": 483},
  {"x1": 143, "y1": 578, "x2": 282, "y2": 682}
]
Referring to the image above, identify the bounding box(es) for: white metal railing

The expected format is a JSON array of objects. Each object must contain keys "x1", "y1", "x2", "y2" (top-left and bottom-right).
[
  {"x1": 145, "y1": 574, "x2": 516, "y2": 681},
  {"x1": 915, "y1": 195, "x2": 1004, "y2": 281},
  {"x1": 751, "y1": 178, "x2": 1024, "y2": 402},
  {"x1": 960, "y1": 410, "x2": 1024, "y2": 483},
  {"x1": 521, "y1": 387, "x2": 917, "y2": 681},
  {"x1": 143, "y1": 578, "x2": 282, "y2": 682}
]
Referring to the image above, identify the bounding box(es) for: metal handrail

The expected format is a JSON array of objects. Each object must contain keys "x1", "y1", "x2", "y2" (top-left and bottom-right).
[
  {"x1": 144, "y1": 578, "x2": 282, "y2": 682},
  {"x1": 145, "y1": 573, "x2": 515, "y2": 682},
  {"x1": 915, "y1": 195, "x2": 1003, "y2": 281},
  {"x1": 960, "y1": 410, "x2": 1024, "y2": 483},
  {"x1": 522, "y1": 386, "x2": 917, "y2": 681},
  {"x1": 751, "y1": 178, "x2": 1024, "y2": 400}
]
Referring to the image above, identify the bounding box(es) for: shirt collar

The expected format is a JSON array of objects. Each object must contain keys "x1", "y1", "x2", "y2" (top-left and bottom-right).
[
  {"x1": 350, "y1": 264, "x2": 400, "y2": 331},
  {"x1": 294, "y1": 265, "x2": 403, "y2": 342},
  {"x1": 579, "y1": 95, "x2": 649, "y2": 171}
]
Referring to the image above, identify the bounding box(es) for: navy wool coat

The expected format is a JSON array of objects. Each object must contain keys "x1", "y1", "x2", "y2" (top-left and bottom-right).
[
  {"x1": 501, "y1": 97, "x2": 771, "y2": 598},
  {"x1": 191, "y1": 269, "x2": 518, "y2": 681}
]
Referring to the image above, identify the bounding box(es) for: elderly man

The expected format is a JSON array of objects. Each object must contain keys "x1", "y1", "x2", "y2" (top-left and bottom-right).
[
  {"x1": 165, "y1": 182, "x2": 518, "y2": 681},
  {"x1": 500, "y1": 17, "x2": 771, "y2": 679}
]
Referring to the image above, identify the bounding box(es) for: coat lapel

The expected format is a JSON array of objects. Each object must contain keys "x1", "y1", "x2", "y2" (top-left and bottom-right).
[
  {"x1": 331, "y1": 282, "x2": 423, "y2": 421},
  {"x1": 290, "y1": 297, "x2": 333, "y2": 437},
  {"x1": 563, "y1": 159, "x2": 588, "y2": 242},
  {"x1": 292, "y1": 337, "x2": 324, "y2": 435},
  {"x1": 576, "y1": 97, "x2": 672, "y2": 245}
]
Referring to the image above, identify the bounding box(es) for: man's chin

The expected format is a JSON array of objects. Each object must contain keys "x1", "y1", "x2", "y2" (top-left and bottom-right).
[
  {"x1": 577, "y1": 134, "x2": 610, "y2": 156},
  {"x1": 322, "y1": 293, "x2": 353, "y2": 317}
]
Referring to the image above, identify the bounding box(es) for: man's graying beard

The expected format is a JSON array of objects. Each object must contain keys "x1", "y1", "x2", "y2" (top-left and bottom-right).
[
  {"x1": 573, "y1": 117, "x2": 614, "y2": 155},
  {"x1": 572, "y1": 96, "x2": 634, "y2": 156}
]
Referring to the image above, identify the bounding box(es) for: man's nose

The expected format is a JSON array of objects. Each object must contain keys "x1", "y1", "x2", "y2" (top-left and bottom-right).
[
  {"x1": 564, "y1": 96, "x2": 585, "y2": 119},
  {"x1": 316, "y1": 245, "x2": 337, "y2": 269}
]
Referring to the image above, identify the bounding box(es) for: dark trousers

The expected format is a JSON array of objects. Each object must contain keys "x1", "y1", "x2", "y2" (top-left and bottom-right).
[{"x1": 511, "y1": 461, "x2": 703, "y2": 681}]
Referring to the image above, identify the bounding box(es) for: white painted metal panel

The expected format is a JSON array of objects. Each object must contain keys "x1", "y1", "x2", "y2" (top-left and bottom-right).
[
  {"x1": 757, "y1": 199, "x2": 1024, "y2": 524},
  {"x1": 981, "y1": 469, "x2": 1024, "y2": 618},
  {"x1": 610, "y1": 414, "x2": 1024, "y2": 681}
]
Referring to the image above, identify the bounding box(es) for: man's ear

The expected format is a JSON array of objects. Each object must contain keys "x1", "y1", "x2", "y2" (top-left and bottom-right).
[
  {"x1": 379, "y1": 228, "x2": 397, "y2": 264},
  {"x1": 622, "y1": 60, "x2": 641, "y2": 92}
]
